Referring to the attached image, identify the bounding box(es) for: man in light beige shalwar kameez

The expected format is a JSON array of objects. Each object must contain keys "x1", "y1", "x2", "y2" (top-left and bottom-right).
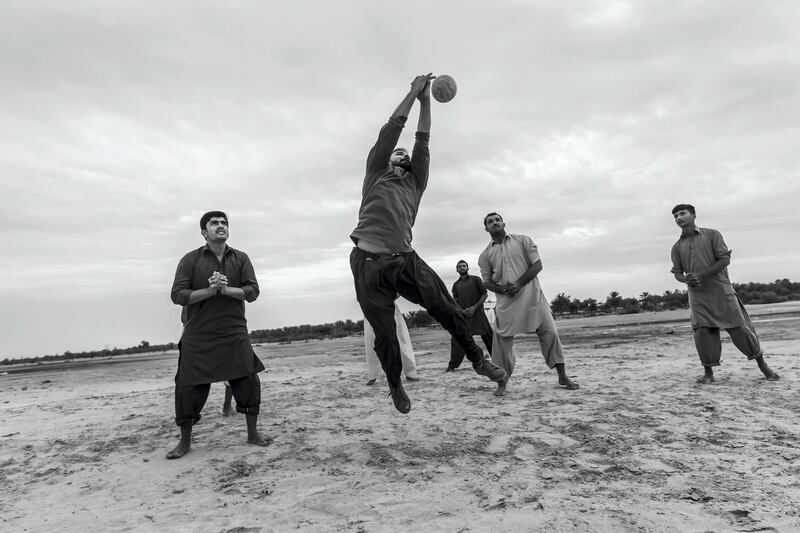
[
  {"x1": 478, "y1": 212, "x2": 579, "y2": 396},
  {"x1": 670, "y1": 204, "x2": 780, "y2": 384}
]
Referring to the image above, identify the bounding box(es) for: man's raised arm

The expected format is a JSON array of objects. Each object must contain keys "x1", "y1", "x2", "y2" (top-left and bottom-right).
[
  {"x1": 415, "y1": 75, "x2": 432, "y2": 134},
  {"x1": 365, "y1": 74, "x2": 433, "y2": 174},
  {"x1": 410, "y1": 74, "x2": 433, "y2": 190}
]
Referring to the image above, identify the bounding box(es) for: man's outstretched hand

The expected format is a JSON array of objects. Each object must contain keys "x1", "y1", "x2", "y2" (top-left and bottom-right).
[{"x1": 411, "y1": 73, "x2": 434, "y2": 101}]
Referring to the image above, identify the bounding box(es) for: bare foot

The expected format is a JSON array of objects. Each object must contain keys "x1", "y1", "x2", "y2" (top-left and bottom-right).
[
  {"x1": 756, "y1": 358, "x2": 780, "y2": 381},
  {"x1": 223, "y1": 406, "x2": 233, "y2": 417},
  {"x1": 365, "y1": 379, "x2": 376, "y2": 386},
  {"x1": 558, "y1": 377, "x2": 580, "y2": 390},
  {"x1": 696, "y1": 375, "x2": 715, "y2": 384},
  {"x1": 493, "y1": 381, "x2": 507, "y2": 397},
  {"x1": 247, "y1": 432, "x2": 273, "y2": 447},
  {"x1": 166, "y1": 441, "x2": 190, "y2": 459}
]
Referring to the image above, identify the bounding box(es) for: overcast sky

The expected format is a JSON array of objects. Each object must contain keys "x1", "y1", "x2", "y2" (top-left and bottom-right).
[{"x1": 2, "y1": 0, "x2": 798, "y2": 358}]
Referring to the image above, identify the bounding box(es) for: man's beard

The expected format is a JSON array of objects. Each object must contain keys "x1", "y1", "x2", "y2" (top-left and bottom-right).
[{"x1": 396, "y1": 161, "x2": 412, "y2": 171}]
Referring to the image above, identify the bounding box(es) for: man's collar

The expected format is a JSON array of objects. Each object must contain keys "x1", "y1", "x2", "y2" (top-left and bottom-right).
[
  {"x1": 489, "y1": 233, "x2": 509, "y2": 246},
  {"x1": 391, "y1": 164, "x2": 411, "y2": 176},
  {"x1": 202, "y1": 243, "x2": 231, "y2": 254},
  {"x1": 679, "y1": 226, "x2": 701, "y2": 238}
]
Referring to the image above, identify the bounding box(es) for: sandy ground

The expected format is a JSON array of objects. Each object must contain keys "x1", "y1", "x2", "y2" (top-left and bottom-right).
[{"x1": 1, "y1": 302, "x2": 799, "y2": 532}]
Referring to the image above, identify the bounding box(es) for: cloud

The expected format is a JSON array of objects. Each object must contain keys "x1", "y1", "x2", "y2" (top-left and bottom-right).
[{"x1": 1, "y1": 0, "x2": 799, "y2": 357}]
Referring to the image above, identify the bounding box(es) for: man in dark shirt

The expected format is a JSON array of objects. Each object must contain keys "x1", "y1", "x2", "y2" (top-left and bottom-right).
[
  {"x1": 446, "y1": 260, "x2": 494, "y2": 372},
  {"x1": 349, "y1": 74, "x2": 506, "y2": 414},
  {"x1": 167, "y1": 211, "x2": 271, "y2": 459}
]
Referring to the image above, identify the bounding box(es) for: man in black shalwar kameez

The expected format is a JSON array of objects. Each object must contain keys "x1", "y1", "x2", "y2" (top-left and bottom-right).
[
  {"x1": 167, "y1": 211, "x2": 270, "y2": 459},
  {"x1": 446, "y1": 260, "x2": 494, "y2": 372}
]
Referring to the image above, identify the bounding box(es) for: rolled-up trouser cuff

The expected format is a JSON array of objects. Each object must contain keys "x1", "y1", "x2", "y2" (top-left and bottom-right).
[
  {"x1": 175, "y1": 414, "x2": 201, "y2": 427},
  {"x1": 236, "y1": 405, "x2": 259, "y2": 416},
  {"x1": 228, "y1": 374, "x2": 261, "y2": 416},
  {"x1": 174, "y1": 382, "x2": 211, "y2": 427}
]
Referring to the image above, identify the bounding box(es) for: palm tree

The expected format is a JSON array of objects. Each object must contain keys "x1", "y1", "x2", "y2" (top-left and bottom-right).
[{"x1": 605, "y1": 291, "x2": 623, "y2": 310}]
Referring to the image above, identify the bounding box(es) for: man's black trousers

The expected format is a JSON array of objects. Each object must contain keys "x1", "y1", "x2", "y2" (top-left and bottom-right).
[{"x1": 350, "y1": 247, "x2": 486, "y2": 386}]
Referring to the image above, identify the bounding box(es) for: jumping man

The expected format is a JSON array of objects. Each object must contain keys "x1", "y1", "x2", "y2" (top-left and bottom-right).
[{"x1": 349, "y1": 74, "x2": 506, "y2": 413}]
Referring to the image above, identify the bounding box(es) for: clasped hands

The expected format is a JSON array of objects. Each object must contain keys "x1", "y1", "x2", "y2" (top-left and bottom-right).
[
  {"x1": 685, "y1": 273, "x2": 703, "y2": 287},
  {"x1": 501, "y1": 282, "x2": 521, "y2": 297},
  {"x1": 208, "y1": 271, "x2": 230, "y2": 294}
]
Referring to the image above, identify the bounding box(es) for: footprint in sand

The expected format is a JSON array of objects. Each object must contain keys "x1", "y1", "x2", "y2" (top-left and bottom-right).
[{"x1": 486, "y1": 432, "x2": 580, "y2": 457}]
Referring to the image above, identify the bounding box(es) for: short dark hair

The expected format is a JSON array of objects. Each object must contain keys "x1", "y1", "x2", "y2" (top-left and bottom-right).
[
  {"x1": 200, "y1": 211, "x2": 228, "y2": 230},
  {"x1": 483, "y1": 212, "x2": 503, "y2": 227},
  {"x1": 456, "y1": 259, "x2": 468, "y2": 267},
  {"x1": 671, "y1": 204, "x2": 695, "y2": 215}
]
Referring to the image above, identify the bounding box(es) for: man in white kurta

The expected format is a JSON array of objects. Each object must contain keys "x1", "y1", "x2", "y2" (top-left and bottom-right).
[
  {"x1": 364, "y1": 303, "x2": 418, "y2": 385},
  {"x1": 478, "y1": 212, "x2": 579, "y2": 396}
]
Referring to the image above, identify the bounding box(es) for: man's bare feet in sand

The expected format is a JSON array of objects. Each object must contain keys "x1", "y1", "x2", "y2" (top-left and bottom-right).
[
  {"x1": 555, "y1": 364, "x2": 579, "y2": 390},
  {"x1": 223, "y1": 405, "x2": 233, "y2": 417},
  {"x1": 166, "y1": 441, "x2": 191, "y2": 459},
  {"x1": 166, "y1": 426, "x2": 192, "y2": 459},
  {"x1": 756, "y1": 357, "x2": 780, "y2": 381},
  {"x1": 558, "y1": 376, "x2": 580, "y2": 390},
  {"x1": 245, "y1": 414, "x2": 272, "y2": 446},
  {"x1": 247, "y1": 432, "x2": 273, "y2": 446},
  {"x1": 696, "y1": 367, "x2": 715, "y2": 384},
  {"x1": 493, "y1": 380, "x2": 507, "y2": 397}
]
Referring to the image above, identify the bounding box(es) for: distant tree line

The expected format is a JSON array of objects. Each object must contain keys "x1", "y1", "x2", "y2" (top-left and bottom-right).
[
  {"x1": 549, "y1": 289, "x2": 688, "y2": 317},
  {"x1": 734, "y1": 279, "x2": 799, "y2": 305},
  {"x1": 549, "y1": 278, "x2": 800, "y2": 317},
  {"x1": 250, "y1": 319, "x2": 364, "y2": 344},
  {"x1": 4, "y1": 279, "x2": 797, "y2": 365},
  {"x1": 1, "y1": 340, "x2": 176, "y2": 366}
]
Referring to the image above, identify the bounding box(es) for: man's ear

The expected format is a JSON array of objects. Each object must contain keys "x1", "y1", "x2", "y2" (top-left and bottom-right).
[{"x1": 201, "y1": 229, "x2": 208, "y2": 239}]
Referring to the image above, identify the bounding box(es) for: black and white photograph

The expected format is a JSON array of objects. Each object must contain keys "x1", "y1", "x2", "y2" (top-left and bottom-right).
[{"x1": 2, "y1": 1, "x2": 799, "y2": 531}]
